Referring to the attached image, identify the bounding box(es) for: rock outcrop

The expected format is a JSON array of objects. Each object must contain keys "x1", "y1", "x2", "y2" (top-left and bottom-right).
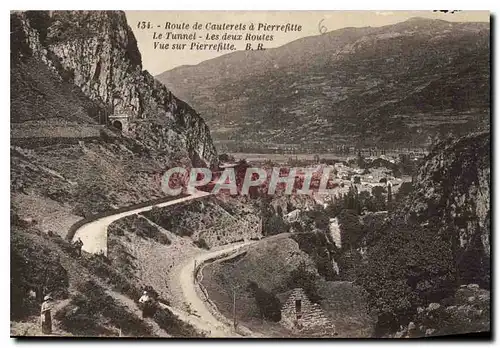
[
  {"x1": 402, "y1": 132, "x2": 490, "y2": 285},
  {"x1": 11, "y1": 10, "x2": 217, "y2": 166},
  {"x1": 392, "y1": 284, "x2": 490, "y2": 338}
]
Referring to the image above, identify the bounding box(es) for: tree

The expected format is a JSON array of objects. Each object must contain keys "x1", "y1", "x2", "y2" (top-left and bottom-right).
[
  {"x1": 343, "y1": 185, "x2": 360, "y2": 212},
  {"x1": 357, "y1": 151, "x2": 365, "y2": 169},
  {"x1": 292, "y1": 232, "x2": 337, "y2": 281},
  {"x1": 11, "y1": 233, "x2": 69, "y2": 319},
  {"x1": 247, "y1": 281, "x2": 281, "y2": 321},
  {"x1": 355, "y1": 219, "x2": 455, "y2": 336},
  {"x1": 286, "y1": 261, "x2": 322, "y2": 303},
  {"x1": 358, "y1": 190, "x2": 374, "y2": 212},
  {"x1": 371, "y1": 186, "x2": 387, "y2": 211},
  {"x1": 337, "y1": 209, "x2": 363, "y2": 250}
]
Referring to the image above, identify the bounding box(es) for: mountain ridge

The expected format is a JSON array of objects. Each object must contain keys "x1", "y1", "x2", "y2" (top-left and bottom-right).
[{"x1": 157, "y1": 17, "x2": 489, "y2": 153}]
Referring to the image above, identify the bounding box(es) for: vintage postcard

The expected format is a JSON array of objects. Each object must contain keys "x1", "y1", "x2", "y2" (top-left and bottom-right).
[{"x1": 10, "y1": 10, "x2": 490, "y2": 338}]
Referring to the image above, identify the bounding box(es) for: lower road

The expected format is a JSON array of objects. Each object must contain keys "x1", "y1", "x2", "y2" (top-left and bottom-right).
[{"x1": 70, "y1": 191, "x2": 257, "y2": 337}]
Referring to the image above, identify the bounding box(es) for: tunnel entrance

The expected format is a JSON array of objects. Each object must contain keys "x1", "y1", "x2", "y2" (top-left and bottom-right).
[
  {"x1": 108, "y1": 114, "x2": 129, "y2": 133},
  {"x1": 112, "y1": 120, "x2": 123, "y2": 131}
]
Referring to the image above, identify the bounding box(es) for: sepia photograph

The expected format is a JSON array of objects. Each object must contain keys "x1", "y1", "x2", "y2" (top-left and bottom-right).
[{"x1": 9, "y1": 9, "x2": 490, "y2": 338}]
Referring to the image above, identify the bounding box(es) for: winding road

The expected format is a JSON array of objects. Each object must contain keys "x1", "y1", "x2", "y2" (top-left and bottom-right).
[
  {"x1": 166, "y1": 240, "x2": 256, "y2": 337},
  {"x1": 70, "y1": 191, "x2": 257, "y2": 337},
  {"x1": 72, "y1": 191, "x2": 210, "y2": 255}
]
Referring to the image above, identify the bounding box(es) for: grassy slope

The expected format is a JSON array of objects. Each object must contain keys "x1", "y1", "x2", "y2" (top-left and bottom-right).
[
  {"x1": 12, "y1": 211, "x2": 203, "y2": 337},
  {"x1": 11, "y1": 53, "x2": 170, "y2": 223},
  {"x1": 11, "y1": 57, "x2": 100, "y2": 124},
  {"x1": 141, "y1": 196, "x2": 263, "y2": 248},
  {"x1": 201, "y1": 236, "x2": 374, "y2": 337},
  {"x1": 11, "y1": 224, "x2": 169, "y2": 337}
]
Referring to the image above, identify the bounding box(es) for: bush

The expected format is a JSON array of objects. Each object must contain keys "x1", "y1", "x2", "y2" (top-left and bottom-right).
[
  {"x1": 81, "y1": 248, "x2": 141, "y2": 302},
  {"x1": 153, "y1": 307, "x2": 204, "y2": 337},
  {"x1": 134, "y1": 217, "x2": 171, "y2": 245},
  {"x1": 142, "y1": 206, "x2": 193, "y2": 237},
  {"x1": 55, "y1": 281, "x2": 153, "y2": 337},
  {"x1": 109, "y1": 215, "x2": 171, "y2": 245},
  {"x1": 337, "y1": 209, "x2": 363, "y2": 250},
  {"x1": 247, "y1": 281, "x2": 282, "y2": 322},
  {"x1": 258, "y1": 198, "x2": 290, "y2": 236},
  {"x1": 303, "y1": 205, "x2": 330, "y2": 230},
  {"x1": 193, "y1": 238, "x2": 210, "y2": 250},
  {"x1": 11, "y1": 231, "x2": 69, "y2": 320},
  {"x1": 54, "y1": 295, "x2": 113, "y2": 336},
  {"x1": 286, "y1": 261, "x2": 322, "y2": 303},
  {"x1": 360, "y1": 213, "x2": 387, "y2": 247},
  {"x1": 218, "y1": 153, "x2": 235, "y2": 162},
  {"x1": 395, "y1": 287, "x2": 490, "y2": 338},
  {"x1": 291, "y1": 232, "x2": 337, "y2": 281}
]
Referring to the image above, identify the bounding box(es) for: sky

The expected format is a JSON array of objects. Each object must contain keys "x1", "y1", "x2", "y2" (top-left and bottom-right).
[{"x1": 125, "y1": 10, "x2": 489, "y2": 76}]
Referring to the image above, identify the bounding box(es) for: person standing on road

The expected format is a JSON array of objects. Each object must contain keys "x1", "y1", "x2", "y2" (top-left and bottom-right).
[
  {"x1": 73, "y1": 238, "x2": 84, "y2": 257},
  {"x1": 40, "y1": 295, "x2": 53, "y2": 335}
]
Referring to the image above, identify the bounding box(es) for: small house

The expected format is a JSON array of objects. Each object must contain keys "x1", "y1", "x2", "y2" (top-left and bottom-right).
[{"x1": 279, "y1": 288, "x2": 336, "y2": 334}]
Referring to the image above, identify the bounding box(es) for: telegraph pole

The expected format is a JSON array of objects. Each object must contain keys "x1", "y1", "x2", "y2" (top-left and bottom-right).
[
  {"x1": 193, "y1": 260, "x2": 197, "y2": 284},
  {"x1": 232, "y1": 288, "x2": 237, "y2": 329}
]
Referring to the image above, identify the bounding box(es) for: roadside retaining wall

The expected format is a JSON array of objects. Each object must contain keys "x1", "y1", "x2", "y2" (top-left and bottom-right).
[
  {"x1": 193, "y1": 246, "x2": 254, "y2": 336},
  {"x1": 66, "y1": 194, "x2": 191, "y2": 242}
]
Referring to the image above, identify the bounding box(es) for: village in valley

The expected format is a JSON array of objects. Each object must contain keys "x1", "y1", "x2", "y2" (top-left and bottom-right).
[{"x1": 215, "y1": 146, "x2": 422, "y2": 204}]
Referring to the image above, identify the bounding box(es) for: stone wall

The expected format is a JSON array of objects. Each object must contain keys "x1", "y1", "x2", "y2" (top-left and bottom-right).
[
  {"x1": 108, "y1": 114, "x2": 130, "y2": 133},
  {"x1": 280, "y1": 288, "x2": 335, "y2": 334}
]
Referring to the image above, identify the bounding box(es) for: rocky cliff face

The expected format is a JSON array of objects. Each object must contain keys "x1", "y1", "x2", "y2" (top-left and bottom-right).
[
  {"x1": 402, "y1": 132, "x2": 490, "y2": 284},
  {"x1": 11, "y1": 10, "x2": 217, "y2": 165}
]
